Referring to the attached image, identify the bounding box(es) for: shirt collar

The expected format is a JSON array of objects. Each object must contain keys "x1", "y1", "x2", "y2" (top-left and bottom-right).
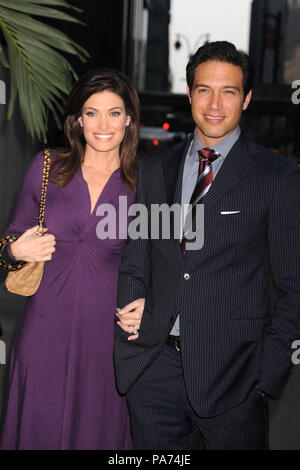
[{"x1": 189, "y1": 126, "x2": 241, "y2": 159}]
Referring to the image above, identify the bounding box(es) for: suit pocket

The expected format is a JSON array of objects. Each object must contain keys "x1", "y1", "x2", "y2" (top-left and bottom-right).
[
  {"x1": 226, "y1": 318, "x2": 267, "y2": 342},
  {"x1": 214, "y1": 206, "x2": 257, "y2": 226},
  {"x1": 218, "y1": 212, "x2": 242, "y2": 223}
]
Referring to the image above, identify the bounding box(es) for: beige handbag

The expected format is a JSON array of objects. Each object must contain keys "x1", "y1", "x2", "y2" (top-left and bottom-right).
[{"x1": 2, "y1": 149, "x2": 51, "y2": 296}]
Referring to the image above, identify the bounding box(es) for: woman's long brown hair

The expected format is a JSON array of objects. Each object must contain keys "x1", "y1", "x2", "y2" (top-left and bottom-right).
[{"x1": 49, "y1": 68, "x2": 140, "y2": 190}]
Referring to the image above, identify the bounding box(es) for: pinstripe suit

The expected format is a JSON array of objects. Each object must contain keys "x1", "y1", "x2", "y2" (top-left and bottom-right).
[{"x1": 114, "y1": 133, "x2": 300, "y2": 449}]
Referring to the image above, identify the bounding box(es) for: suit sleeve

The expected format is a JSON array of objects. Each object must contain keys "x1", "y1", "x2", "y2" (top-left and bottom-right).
[
  {"x1": 116, "y1": 157, "x2": 150, "y2": 309},
  {"x1": 259, "y1": 166, "x2": 300, "y2": 398}
]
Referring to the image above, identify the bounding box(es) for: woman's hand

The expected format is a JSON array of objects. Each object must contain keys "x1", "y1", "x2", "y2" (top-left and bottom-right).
[
  {"x1": 116, "y1": 298, "x2": 145, "y2": 340},
  {"x1": 9, "y1": 225, "x2": 56, "y2": 263}
]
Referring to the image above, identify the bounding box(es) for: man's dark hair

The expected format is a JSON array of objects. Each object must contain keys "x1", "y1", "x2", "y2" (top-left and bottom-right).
[{"x1": 186, "y1": 41, "x2": 255, "y2": 98}]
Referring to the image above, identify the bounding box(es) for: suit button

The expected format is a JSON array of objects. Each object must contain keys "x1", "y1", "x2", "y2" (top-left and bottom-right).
[{"x1": 183, "y1": 273, "x2": 190, "y2": 280}]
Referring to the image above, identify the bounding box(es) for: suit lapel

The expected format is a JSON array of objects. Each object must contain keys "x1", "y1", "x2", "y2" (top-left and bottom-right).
[
  {"x1": 161, "y1": 133, "x2": 259, "y2": 255},
  {"x1": 162, "y1": 136, "x2": 192, "y2": 256},
  {"x1": 163, "y1": 136, "x2": 192, "y2": 206},
  {"x1": 202, "y1": 134, "x2": 258, "y2": 210},
  {"x1": 163, "y1": 133, "x2": 259, "y2": 210}
]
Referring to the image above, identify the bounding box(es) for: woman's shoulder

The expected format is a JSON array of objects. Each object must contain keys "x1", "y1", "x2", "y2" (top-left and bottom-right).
[
  {"x1": 29, "y1": 148, "x2": 55, "y2": 163},
  {"x1": 23, "y1": 149, "x2": 56, "y2": 185}
]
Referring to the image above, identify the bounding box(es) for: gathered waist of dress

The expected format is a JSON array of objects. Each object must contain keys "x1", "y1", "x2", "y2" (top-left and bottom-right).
[
  {"x1": 56, "y1": 238, "x2": 94, "y2": 244},
  {"x1": 53, "y1": 238, "x2": 126, "y2": 253}
]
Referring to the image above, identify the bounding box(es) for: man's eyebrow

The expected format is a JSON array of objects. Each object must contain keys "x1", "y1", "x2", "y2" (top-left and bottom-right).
[
  {"x1": 193, "y1": 83, "x2": 210, "y2": 89},
  {"x1": 193, "y1": 84, "x2": 241, "y2": 91},
  {"x1": 223, "y1": 85, "x2": 241, "y2": 91}
]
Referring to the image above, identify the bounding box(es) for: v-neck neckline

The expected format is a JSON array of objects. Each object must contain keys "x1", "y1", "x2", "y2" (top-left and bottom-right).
[{"x1": 80, "y1": 167, "x2": 120, "y2": 216}]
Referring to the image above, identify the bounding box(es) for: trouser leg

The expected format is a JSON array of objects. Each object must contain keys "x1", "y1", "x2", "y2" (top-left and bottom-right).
[
  {"x1": 126, "y1": 345, "x2": 204, "y2": 450},
  {"x1": 127, "y1": 344, "x2": 269, "y2": 450}
]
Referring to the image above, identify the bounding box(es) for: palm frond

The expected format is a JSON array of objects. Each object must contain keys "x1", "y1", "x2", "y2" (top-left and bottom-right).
[
  {"x1": 0, "y1": 0, "x2": 90, "y2": 142},
  {"x1": 26, "y1": 0, "x2": 83, "y2": 14},
  {"x1": 0, "y1": 40, "x2": 8, "y2": 67},
  {"x1": 0, "y1": 0, "x2": 84, "y2": 23}
]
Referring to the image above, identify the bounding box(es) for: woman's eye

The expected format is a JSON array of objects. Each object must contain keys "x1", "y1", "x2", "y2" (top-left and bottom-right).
[
  {"x1": 110, "y1": 111, "x2": 121, "y2": 117},
  {"x1": 86, "y1": 111, "x2": 96, "y2": 117}
]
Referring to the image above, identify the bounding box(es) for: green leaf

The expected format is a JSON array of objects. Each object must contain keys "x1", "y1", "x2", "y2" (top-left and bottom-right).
[
  {"x1": 0, "y1": 7, "x2": 75, "y2": 43},
  {"x1": 0, "y1": 0, "x2": 84, "y2": 25},
  {"x1": 0, "y1": 42, "x2": 9, "y2": 67},
  {"x1": 26, "y1": 0, "x2": 83, "y2": 14},
  {"x1": 0, "y1": 0, "x2": 89, "y2": 141},
  {"x1": 19, "y1": 34, "x2": 76, "y2": 70},
  {"x1": 7, "y1": 77, "x2": 17, "y2": 119},
  {"x1": 0, "y1": 8, "x2": 89, "y2": 59}
]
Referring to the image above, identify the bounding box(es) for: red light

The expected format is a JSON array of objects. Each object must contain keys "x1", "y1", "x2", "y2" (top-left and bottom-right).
[
  {"x1": 162, "y1": 122, "x2": 170, "y2": 131},
  {"x1": 152, "y1": 139, "x2": 159, "y2": 146}
]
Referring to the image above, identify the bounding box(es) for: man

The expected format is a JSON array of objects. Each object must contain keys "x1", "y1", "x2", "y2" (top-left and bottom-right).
[{"x1": 114, "y1": 41, "x2": 300, "y2": 450}]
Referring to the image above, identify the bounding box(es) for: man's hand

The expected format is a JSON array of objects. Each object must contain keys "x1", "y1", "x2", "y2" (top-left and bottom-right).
[{"x1": 116, "y1": 298, "x2": 145, "y2": 340}]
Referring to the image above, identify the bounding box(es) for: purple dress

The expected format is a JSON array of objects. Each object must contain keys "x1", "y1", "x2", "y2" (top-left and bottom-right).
[{"x1": 0, "y1": 152, "x2": 135, "y2": 449}]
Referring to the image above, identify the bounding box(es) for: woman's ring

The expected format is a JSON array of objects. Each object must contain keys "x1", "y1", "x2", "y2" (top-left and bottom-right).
[{"x1": 132, "y1": 325, "x2": 138, "y2": 335}]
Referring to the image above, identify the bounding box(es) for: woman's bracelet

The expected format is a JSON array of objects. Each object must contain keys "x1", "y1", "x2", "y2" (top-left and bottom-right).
[{"x1": 0, "y1": 235, "x2": 26, "y2": 271}]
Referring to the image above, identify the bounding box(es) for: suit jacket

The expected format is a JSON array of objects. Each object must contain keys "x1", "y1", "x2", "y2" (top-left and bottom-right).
[{"x1": 114, "y1": 133, "x2": 300, "y2": 417}]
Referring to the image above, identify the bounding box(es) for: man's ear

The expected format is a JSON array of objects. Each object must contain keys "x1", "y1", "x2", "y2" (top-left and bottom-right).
[
  {"x1": 186, "y1": 86, "x2": 192, "y2": 104},
  {"x1": 242, "y1": 90, "x2": 252, "y2": 111}
]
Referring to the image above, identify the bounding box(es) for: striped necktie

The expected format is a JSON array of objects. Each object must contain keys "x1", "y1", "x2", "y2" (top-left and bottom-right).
[{"x1": 181, "y1": 147, "x2": 219, "y2": 251}]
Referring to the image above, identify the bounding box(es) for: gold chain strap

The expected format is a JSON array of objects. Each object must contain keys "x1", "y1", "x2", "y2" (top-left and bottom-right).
[{"x1": 36, "y1": 149, "x2": 51, "y2": 235}]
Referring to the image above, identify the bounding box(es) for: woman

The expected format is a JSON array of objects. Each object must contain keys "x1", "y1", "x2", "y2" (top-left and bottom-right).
[{"x1": 0, "y1": 69, "x2": 144, "y2": 450}]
